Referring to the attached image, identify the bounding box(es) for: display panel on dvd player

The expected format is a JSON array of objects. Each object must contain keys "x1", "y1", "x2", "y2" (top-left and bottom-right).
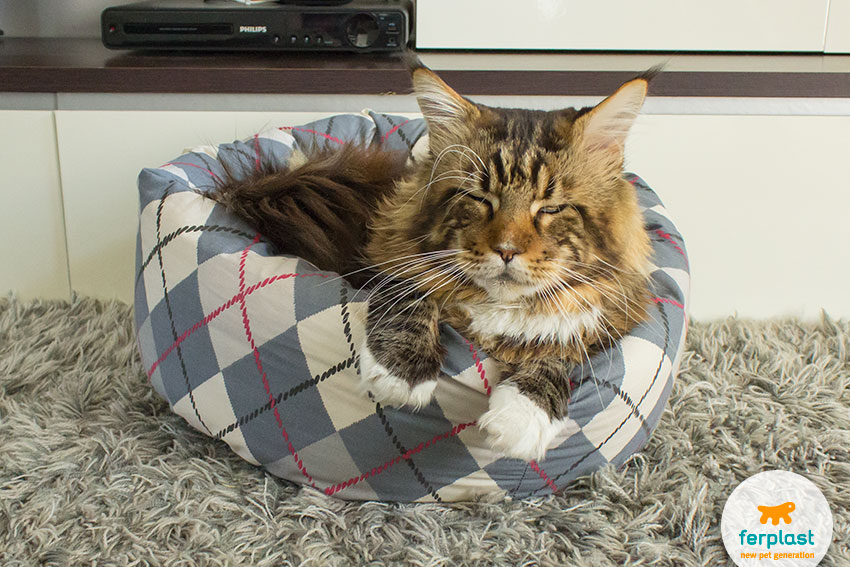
[{"x1": 102, "y1": 0, "x2": 410, "y2": 52}]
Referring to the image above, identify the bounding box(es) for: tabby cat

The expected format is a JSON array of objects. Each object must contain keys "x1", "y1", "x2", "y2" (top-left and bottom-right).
[{"x1": 212, "y1": 57, "x2": 654, "y2": 461}]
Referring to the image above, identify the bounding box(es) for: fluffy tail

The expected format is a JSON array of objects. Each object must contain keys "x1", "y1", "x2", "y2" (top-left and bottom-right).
[{"x1": 209, "y1": 144, "x2": 409, "y2": 285}]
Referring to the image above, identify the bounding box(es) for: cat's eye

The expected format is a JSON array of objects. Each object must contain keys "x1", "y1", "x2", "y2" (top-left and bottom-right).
[
  {"x1": 459, "y1": 191, "x2": 494, "y2": 219},
  {"x1": 464, "y1": 193, "x2": 491, "y2": 205},
  {"x1": 538, "y1": 204, "x2": 567, "y2": 215},
  {"x1": 456, "y1": 189, "x2": 493, "y2": 210}
]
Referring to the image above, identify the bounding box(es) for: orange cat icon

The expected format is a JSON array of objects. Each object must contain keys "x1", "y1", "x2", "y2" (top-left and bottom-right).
[{"x1": 757, "y1": 501, "x2": 795, "y2": 525}]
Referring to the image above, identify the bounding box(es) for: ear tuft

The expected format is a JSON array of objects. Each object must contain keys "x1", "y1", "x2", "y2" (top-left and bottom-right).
[
  {"x1": 402, "y1": 50, "x2": 426, "y2": 74},
  {"x1": 636, "y1": 63, "x2": 665, "y2": 83}
]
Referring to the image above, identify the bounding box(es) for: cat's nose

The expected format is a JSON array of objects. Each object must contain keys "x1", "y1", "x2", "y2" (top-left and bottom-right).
[{"x1": 493, "y1": 246, "x2": 521, "y2": 263}]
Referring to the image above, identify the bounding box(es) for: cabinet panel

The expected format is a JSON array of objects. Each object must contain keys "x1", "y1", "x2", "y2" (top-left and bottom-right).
[
  {"x1": 0, "y1": 111, "x2": 70, "y2": 300},
  {"x1": 626, "y1": 115, "x2": 850, "y2": 319},
  {"x1": 49, "y1": 110, "x2": 850, "y2": 319},
  {"x1": 55, "y1": 111, "x2": 235, "y2": 302}
]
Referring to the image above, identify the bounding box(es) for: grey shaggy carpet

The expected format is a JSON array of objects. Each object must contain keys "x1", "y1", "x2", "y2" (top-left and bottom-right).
[{"x1": 1, "y1": 297, "x2": 848, "y2": 567}]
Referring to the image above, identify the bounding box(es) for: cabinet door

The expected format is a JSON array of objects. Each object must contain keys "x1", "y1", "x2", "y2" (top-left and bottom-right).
[
  {"x1": 0, "y1": 111, "x2": 70, "y2": 300},
  {"x1": 55, "y1": 111, "x2": 235, "y2": 303},
  {"x1": 626, "y1": 114, "x2": 850, "y2": 319},
  {"x1": 416, "y1": 0, "x2": 830, "y2": 52}
]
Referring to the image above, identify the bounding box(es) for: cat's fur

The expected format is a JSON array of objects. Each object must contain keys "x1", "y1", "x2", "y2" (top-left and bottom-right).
[
  {"x1": 210, "y1": 57, "x2": 654, "y2": 461},
  {"x1": 209, "y1": 143, "x2": 407, "y2": 289}
]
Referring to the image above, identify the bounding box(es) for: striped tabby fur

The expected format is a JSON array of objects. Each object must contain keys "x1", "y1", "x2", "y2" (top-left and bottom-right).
[{"x1": 211, "y1": 57, "x2": 655, "y2": 460}]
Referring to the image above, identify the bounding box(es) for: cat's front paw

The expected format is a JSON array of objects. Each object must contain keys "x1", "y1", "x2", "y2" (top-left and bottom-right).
[
  {"x1": 478, "y1": 383, "x2": 564, "y2": 461},
  {"x1": 358, "y1": 341, "x2": 437, "y2": 410}
]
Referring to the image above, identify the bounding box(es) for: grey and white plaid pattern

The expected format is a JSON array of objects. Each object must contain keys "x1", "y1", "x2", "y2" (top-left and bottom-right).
[{"x1": 134, "y1": 111, "x2": 690, "y2": 502}]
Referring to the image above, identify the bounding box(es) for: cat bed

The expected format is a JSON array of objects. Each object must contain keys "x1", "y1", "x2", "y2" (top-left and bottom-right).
[{"x1": 134, "y1": 111, "x2": 690, "y2": 502}]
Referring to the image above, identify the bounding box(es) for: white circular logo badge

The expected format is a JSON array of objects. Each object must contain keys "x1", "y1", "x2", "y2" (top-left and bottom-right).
[{"x1": 721, "y1": 471, "x2": 833, "y2": 566}]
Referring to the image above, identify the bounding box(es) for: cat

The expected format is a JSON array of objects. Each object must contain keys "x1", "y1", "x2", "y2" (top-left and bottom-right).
[{"x1": 211, "y1": 56, "x2": 654, "y2": 461}]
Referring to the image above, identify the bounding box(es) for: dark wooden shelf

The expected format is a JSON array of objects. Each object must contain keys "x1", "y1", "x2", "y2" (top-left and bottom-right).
[{"x1": 2, "y1": 37, "x2": 850, "y2": 97}]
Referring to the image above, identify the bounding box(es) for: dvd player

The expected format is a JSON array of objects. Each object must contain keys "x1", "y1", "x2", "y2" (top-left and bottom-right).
[{"x1": 102, "y1": 0, "x2": 411, "y2": 52}]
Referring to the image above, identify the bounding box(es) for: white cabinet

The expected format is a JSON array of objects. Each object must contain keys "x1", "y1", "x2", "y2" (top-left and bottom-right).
[
  {"x1": 626, "y1": 115, "x2": 850, "y2": 319},
  {"x1": 417, "y1": 0, "x2": 833, "y2": 52},
  {"x1": 0, "y1": 111, "x2": 70, "y2": 301}
]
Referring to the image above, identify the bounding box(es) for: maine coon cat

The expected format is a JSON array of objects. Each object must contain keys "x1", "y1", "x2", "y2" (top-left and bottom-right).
[{"x1": 212, "y1": 57, "x2": 654, "y2": 461}]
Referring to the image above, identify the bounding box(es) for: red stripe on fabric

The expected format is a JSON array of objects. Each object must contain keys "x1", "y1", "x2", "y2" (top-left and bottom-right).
[
  {"x1": 145, "y1": 270, "x2": 329, "y2": 379},
  {"x1": 529, "y1": 460, "x2": 558, "y2": 494},
  {"x1": 278, "y1": 126, "x2": 346, "y2": 145},
  {"x1": 464, "y1": 339, "x2": 491, "y2": 396},
  {"x1": 323, "y1": 421, "x2": 477, "y2": 496},
  {"x1": 237, "y1": 234, "x2": 316, "y2": 487},
  {"x1": 253, "y1": 134, "x2": 261, "y2": 171},
  {"x1": 161, "y1": 161, "x2": 221, "y2": 180},
  {"x1": 653, "y1": 297, "x2": 685, "y2": 309},
  {"x1": 381, "y1": 120, "x2": 410, "y2": 142},
  {"x1": 654, "y1": 229, "x2": 688, "y2": 265},
  {"x1": 463, "y1": 340, "x2": 560, "y2": 493},
  {"x1": 627, "y1": 178, "x2": 688, "y2": 265}
]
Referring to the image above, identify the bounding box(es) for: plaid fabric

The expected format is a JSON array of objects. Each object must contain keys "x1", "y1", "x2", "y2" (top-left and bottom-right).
[{"x1": 134, "y1": 111, "x2": 690, "y2": 502}]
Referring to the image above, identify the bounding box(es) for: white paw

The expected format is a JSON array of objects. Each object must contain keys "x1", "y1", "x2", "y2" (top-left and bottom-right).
[
  {"x1": 358, "y1": 341, "x2": 437, "y2": 410},
  {"x1": 478, "y1": 383, "x2": 566, "y2": 461}
]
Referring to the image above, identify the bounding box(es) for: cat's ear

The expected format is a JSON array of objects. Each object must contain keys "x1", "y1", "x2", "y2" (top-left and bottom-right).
[
  {"x1": 405, "y1": 54, "x2": 478, "y2": 144},
  {"x1": 579, "y1": 77, "x2": 648, "y2": 157}
]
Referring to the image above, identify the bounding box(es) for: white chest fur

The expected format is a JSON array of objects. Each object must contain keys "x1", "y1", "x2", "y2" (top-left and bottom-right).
[{"x1": 462, "y1": 302, "x2": 601, "y2": 345}]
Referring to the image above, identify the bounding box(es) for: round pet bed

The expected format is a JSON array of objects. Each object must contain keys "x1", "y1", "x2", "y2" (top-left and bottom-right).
[{"x1": 134, "y1": 111, "x2": 690, "y2": 502}]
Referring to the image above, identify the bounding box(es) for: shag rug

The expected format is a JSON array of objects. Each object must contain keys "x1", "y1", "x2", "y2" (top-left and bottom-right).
[{"x1": 1, "y1": 297, "x2": 848, "y2": 567}]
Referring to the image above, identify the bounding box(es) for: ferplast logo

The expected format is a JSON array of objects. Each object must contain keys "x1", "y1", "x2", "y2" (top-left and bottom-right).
[{"x1": 721, "y1": 471, "x2": 833, "y2": 566}]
